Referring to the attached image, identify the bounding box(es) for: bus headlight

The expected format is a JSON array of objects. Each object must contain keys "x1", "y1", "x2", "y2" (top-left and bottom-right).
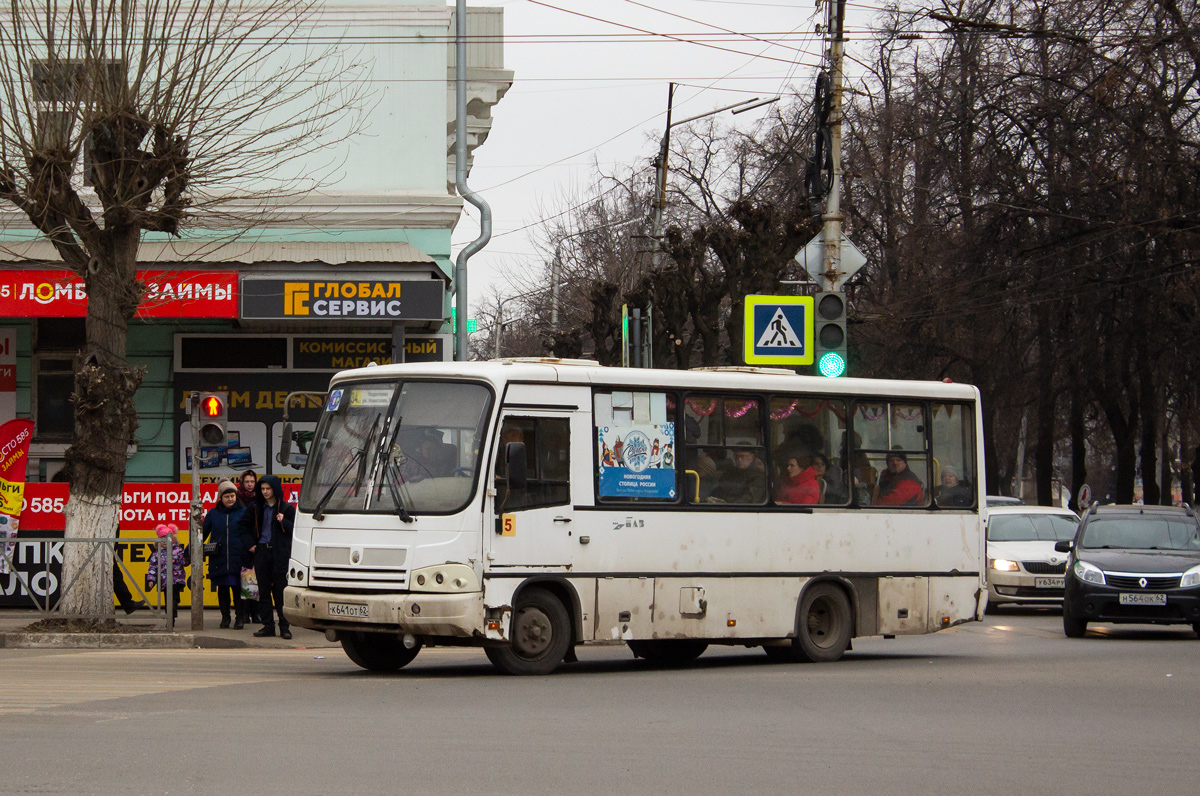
[
  {"x1": 409, "y1": 564, "x2": 479, "y2": 593},
  {"x1": 287, "y1": 562, "x2": 308, "y2": 586}
]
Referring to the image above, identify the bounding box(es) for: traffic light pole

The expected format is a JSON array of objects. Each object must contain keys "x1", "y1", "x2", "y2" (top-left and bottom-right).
[
  {"x1": 821, "y1": 0, "x2": 846, "y2": 289},
  {"x1": 188, "y1": 392, "x2": 204, "y2": 630}
]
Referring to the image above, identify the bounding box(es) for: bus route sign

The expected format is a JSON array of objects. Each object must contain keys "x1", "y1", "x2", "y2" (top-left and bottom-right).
[{"x1": 743, "y1": 295, "x2": 814, "y2": 365}]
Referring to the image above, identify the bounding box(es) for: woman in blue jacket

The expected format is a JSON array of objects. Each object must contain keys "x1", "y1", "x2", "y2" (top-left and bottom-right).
[{"x1": 203, "y1": 480, "x2": 248, "y2": 628}]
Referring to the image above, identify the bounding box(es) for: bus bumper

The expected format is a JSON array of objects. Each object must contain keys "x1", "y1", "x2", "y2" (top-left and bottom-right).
[{"x1": 282, "y1": 587, "x2": 485, "y2": 638}]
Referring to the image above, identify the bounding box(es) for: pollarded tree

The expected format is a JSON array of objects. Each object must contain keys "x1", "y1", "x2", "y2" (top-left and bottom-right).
[{"x1": 0, "y1": 0, "x2": 367, "y2": 616}]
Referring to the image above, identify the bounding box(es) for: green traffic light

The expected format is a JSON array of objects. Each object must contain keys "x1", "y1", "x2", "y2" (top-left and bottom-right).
[{"x1": 817, "y1": 351, "x2": 846, "y2": 378}]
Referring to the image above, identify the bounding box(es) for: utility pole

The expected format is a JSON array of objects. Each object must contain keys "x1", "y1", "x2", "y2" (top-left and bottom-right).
[
  {"x1": 821, "y1": 0, "x2": 847, "y2": 288},
  {"x1": 188, "y1": 393, "x2": 203, "y2": 630},
  {"x1": 454, "y1": 0, "x2": 492, "y2": 362},
  {"x1": 651, "y1": 87, "x2": 776, "y2": 272},
  {"x1": 651, "y1": 83, "x2": 676, "y2": 271}
]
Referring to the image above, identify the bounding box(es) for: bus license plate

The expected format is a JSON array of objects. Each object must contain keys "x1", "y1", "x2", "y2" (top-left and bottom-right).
[
  {"x1": 1034, "y1": 577, "x2": 1063, "y2": 589},
  {"x1": 329, "y1": 602, "x2": 369, "y2": 618},
  {"x1": 1119, "y1": 593, "x2": 1166, "y2": 606}
]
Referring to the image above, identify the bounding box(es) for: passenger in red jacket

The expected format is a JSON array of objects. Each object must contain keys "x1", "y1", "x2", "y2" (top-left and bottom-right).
[
  {"x1": 776, "y1": 455, "x2": 821, "y2": 505},
  {"x1": 875, "y1": 451, "x2": 925, "y2": 505}
]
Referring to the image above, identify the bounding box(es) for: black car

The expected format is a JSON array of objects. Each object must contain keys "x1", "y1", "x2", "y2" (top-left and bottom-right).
[{"x1": 1056, "y1": 504, "x2": 1200, "y2": 638}]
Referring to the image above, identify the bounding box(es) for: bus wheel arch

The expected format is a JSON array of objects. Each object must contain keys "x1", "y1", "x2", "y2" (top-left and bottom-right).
[{"x1": 509, "y1": 577, "x2": 585, "y2": 645}]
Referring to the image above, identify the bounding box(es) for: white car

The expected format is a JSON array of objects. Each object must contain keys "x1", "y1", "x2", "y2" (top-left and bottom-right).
[{"x1": 985, "y1": 505, "x2": 1080, "y2": 609}]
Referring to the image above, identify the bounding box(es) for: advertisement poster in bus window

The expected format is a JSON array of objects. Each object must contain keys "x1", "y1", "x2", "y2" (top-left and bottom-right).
[{"x1": 597, "y1": 423, "x2": 676, "y2": 499}]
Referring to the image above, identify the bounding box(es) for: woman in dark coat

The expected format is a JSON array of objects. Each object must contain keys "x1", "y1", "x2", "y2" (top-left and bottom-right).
[
  {"x1": 202, "y1": 480, "x2": 248, "y2": 628},
  {"x1": 237, "y1": 474, "x2": 296, "y2": 639}
]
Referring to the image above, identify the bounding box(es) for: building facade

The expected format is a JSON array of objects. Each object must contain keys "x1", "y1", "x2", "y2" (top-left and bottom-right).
[{"x1": 0, "y1": 1, "x2": 511, "y2": 484}]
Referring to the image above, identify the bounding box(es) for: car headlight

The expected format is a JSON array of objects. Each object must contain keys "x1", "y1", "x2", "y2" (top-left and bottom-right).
[
  {"x1": 1073, "y1": 560, "x2": 1105, "y2": 585},
  {"x1": 988, "y1": 558, "x2": 1019, "y2": 572},
  {"x1": 1181, "y1": 565, "x2": 1200, "y2": 588}
]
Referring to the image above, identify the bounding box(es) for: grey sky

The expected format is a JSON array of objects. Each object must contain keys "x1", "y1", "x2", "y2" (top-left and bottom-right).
[{"x1": 450, "y1": 0, "x2": 880, "y2": 317}]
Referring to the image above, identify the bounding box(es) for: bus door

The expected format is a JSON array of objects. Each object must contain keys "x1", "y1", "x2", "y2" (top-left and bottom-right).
[{"x1": 488, "y1": 412, "x2": 576, "y2": 568}]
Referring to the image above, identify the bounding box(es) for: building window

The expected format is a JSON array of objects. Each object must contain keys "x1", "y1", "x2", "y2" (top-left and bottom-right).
[
  {"x1": 30, "y1": 59, "x2": 125, "y2": 188},
  {"x1": 34, "y1": 320, "x2": 85, "y2": 440}
]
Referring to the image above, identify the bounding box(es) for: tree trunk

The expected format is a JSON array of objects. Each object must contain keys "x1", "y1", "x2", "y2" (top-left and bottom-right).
[
  {"x1": 59, "y1": 232, "x2": 144, "y2": 617},
  {"x1": 1069, "y1": 382, "x2": 1087, "y2": 512},
  {"x1": 1139, "y1": 367, "x2": 1160, "y2": 505},
  {"x1": 1182, "y1": 429, "x2": 1194, "y2": 507},
  {"x1": 1159, "y1": 426, "x2": 1173, "y2": 506},
  {"x1": 982, "y1": 405, "x2": 1001, "y2": 495},
  {"x1": 1034, "y1": 314, "x2": 1055, "y2": 506}
]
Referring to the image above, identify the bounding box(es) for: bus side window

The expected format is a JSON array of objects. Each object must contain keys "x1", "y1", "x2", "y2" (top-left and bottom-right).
[{"x1": 495, "y1": 417, "x2": 570, "y2": 512}]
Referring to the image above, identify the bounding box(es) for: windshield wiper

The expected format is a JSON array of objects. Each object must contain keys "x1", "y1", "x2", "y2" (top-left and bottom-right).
[
  {"x1": 385, "y1": 457, "x2": 415, "y2": 523},
  {"x1": 312, "y1": 414, "x2": 381, "y2": 521}
]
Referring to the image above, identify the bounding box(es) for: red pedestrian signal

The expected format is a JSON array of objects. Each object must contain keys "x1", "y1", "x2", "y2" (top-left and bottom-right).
[
  {"x1": 201, "y1": 395, "x2": 223, "y2": 418},
  {"x1": 197, "y1": 391, "x2": 229, "y2": 447}
]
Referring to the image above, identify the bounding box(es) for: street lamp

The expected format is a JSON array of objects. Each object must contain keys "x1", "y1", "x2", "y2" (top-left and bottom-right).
[
  {"x1": 493, "y1": 287, "x2": 546, "y2": 359},
  {"x1": 651, "y1": 84, "x2": 779, "y2": 267}
]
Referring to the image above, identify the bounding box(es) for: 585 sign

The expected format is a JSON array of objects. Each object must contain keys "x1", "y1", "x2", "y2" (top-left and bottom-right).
[{"x1": 23, "y1": 496, "x2": 65, "y2": 516}]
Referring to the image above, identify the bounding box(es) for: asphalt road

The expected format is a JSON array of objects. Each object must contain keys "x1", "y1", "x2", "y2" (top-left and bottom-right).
[{"x1": 1, "y1": 608, "x2": 1198, "y2": 796}]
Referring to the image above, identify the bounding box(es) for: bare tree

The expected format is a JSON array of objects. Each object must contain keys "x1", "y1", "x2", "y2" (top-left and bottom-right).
[{"x1": 0, "y1": 0, "x2": 367, "y2": 616}]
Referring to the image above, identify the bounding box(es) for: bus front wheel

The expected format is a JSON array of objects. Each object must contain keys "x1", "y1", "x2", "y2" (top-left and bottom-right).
[
  {"x1": 341, "y1": 631, "x2": 422, "y2": 671},
  {"x1": 485, "y1": 587, "x2": 572, "y2": 675}
]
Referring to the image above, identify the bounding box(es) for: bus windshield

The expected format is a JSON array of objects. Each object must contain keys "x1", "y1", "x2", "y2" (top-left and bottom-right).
[{"x1": 299, "y1": 380, "x2": 492, "y2": 516}]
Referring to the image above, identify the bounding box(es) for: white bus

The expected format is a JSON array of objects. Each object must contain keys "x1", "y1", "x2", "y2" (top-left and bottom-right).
[{"x1": 282, "y1": 359, "x2": 986, "y2": 675}]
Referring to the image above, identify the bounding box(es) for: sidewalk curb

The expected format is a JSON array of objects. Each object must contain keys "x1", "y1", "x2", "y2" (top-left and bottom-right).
[
  {"x1": 0, "y1": 632, "x2": 198, "y2": 649},
  {"x1": 0, "y1": 632, "x2": 337, "y2": 650}
]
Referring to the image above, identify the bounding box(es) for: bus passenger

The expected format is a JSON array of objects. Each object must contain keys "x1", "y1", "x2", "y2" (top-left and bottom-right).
[
  {"x1": 775, "y1": 454, "x2": 820, "y2": 504},
  {"x1": 815, "y1": 453, "x2": 845, "y2": 503},
  {"x1": 709, "y1": 443, "x2": 767, "y2": 504},
  {"x1": 876, "y1": 452, "x2": 924, "y2": 506},
  {"x1": 936, "y1": 466, "x2": 973, "y2": 507}
]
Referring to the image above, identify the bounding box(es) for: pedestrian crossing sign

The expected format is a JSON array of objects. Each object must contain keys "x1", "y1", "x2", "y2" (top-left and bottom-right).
[{"x1": 743, "y1": 295, "x2": 814, "y2": 365}]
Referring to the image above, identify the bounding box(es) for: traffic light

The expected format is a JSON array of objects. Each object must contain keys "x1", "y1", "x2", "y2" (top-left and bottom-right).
[
  {"x1": 813, "y1": 291, "x2": 848, "y2": 378},
  {"x1": 197, "y1": 391, "x2": 228, "y2": 446}
]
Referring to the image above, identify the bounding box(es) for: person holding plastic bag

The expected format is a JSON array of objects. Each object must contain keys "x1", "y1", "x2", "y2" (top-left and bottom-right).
[
  {"x1": 237, "y1": 474, "x2": 295, "y2": 639},
  {"x1": 145, "y1": 523, "x2": 188, "y2": 625},
  {"x1": 236, "y1": 470, "x2": 262, "y2": 624},
  {"x1": 203, "y1": 480, "x2": 247, "y2": 628}
]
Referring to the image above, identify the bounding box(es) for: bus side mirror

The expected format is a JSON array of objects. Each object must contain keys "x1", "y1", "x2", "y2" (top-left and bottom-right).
[
  {"x1": 277, "y1": 422, "x2": 293, "y2": 466},
  {"x1": 1054, "y1": 540, "x2": 1073, "y2": 553},
  {"x1": 506, "y1": 442, "x2": 527, "y2": 491}
]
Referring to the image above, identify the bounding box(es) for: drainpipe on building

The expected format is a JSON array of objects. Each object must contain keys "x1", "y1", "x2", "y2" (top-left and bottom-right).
[{"x1": 454, "y1": 0, "x2": 492, "y2": 362}]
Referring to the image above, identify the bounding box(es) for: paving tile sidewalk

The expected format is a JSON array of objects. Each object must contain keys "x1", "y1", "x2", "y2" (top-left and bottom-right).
[{"x1": 0, "y1": 608, "x2": 337, "y2": 650}]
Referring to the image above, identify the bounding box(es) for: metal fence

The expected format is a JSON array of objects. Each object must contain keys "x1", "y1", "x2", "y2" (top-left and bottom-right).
[{"x1": 0, "y1": 536, "x2": 175, "y2": 629}]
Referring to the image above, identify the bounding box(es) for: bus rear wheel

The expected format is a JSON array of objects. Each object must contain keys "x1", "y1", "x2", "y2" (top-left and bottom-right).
[
  {"x1": 797, "y1": 583, "x2": 852, "y2": 662},
  {"x1": 628, "y1": 639, "x2": 708, "y2": 666},
  {"x1": 341, "y1": 631, "x2": 422, "y2": 671},
  {"x1": 767, "y1": 583, "x2": 852, "y2": 663},
  {"x1": 485, "y1": 587, "x2": 571, "y2": 675}
]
